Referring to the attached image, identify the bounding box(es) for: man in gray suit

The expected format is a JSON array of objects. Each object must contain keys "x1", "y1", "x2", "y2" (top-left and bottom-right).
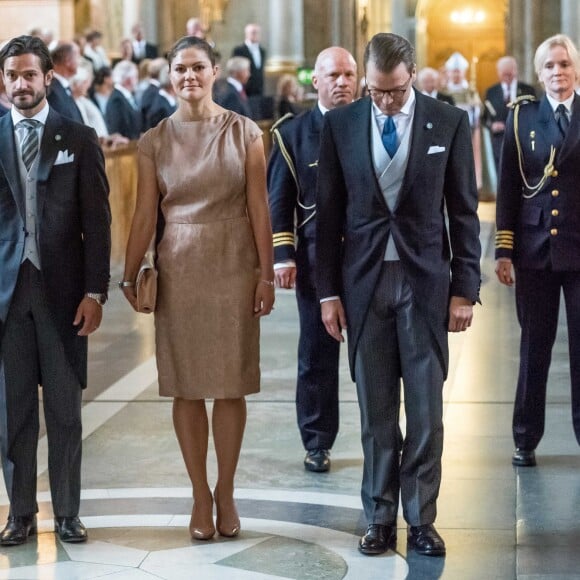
[
  {"x1": 0, "y1": 35, "x2": 111, "y2": 546},
  {"x1": 316, "y1": 33, "x2": 481, "y2": 557}
]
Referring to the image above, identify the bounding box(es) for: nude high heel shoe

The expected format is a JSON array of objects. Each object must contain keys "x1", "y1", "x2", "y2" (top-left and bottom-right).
[
  {"x1": 214, "y1": 488, "x2": 240, "y2": 537},
  {"x1": 189, "y1": 499, "x2": 215, "y2": 541}
]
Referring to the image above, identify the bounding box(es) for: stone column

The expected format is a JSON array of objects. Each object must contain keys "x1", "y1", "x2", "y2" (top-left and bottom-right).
[
  {"x1": 391, "y1": 0, "x2": 407, "y2": 37},
  {"x1": 561, "y1": 0, "x2": 580, "y2": 40},
  {"x1": 123, "y1": 0, "x2": 141, "y2": 37},
  {"x1": 508, "y1": 0, "x2": 565, "y2": 84},
  {"x1": 330, "y1": 0, "x2": 356, "y2": 53},
  {"x1": 507, "y1": 0, "x2": 541, "y2": 84},
  {"x1": 267, "y1": 0, "x2": 304, "y2": 73},
  {"x1": 122, "y1": 0, "x2": 158, "y2": 44},
  {"x1": 141, "y1": 0, "x2": 158, "y2": 43}
]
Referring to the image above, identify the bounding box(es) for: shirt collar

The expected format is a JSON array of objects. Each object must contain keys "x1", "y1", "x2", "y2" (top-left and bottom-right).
[
  {"x1": 115, "y1": 84, "x2": 134, "y2": 101},
  {"x1": 11, "y1": 102, "x2": 50, "y2": 127},
  {"x1": 546, "y1": 92, "x2": 575, "y2": 114},
  {"x1": 245, "y1": 40, "x2": 259, "y2": 50},
  {"x1": 53, "y1": 72, "x2": 70, "y2": 90},
  {"x1": 317, "y1": 101, "x2": 329, "y2": 116},
  {"x1": 227, "y1": 77, "x2": 244, "y2": 92}
]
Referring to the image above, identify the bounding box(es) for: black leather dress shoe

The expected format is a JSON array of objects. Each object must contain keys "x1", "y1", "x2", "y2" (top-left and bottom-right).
[
  {"x1": 304, "y1": 449, "x2": 330, "y2": 472},
  {"x1": 358, "y1": 524, "x2": 397, "y2": 555},
  {"x1": 54, "y1": 517, "x2": 88, "y2": 543},
  {"x1": 407, "y1": 524, "x2": 446, "y2": 557},
  {"x1": 512, "y1": 448, "x2": 536, "y2": 467},
  {"x1": 0, "y1": 515, "x2": 37, "y2": 546}
]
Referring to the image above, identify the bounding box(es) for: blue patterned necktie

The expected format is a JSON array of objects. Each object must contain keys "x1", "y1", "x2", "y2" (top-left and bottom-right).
[
  {"x1": 556, "y1": 104, "x2": 570, "y2": 136},
  {"x1": 382, "y1": 115, "x2": 398, "y2": 158},
  {"x1": 18, "y1": 119, "x2": 41, "y2": 171}
]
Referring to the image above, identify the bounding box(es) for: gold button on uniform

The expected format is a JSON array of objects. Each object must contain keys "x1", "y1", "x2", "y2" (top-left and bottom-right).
[
  {"x1": 552, "y1": 209, "x2": 559, "y2": 216},
  {"x1": 552, "y1": 170, "x2": 559, "y2": 177},
  {"x1": 551, "y1": 228, "x2": 558, "y2": 236},
  {"x1": 552, "y1": 190, "x2": 559, "y2": 197}
]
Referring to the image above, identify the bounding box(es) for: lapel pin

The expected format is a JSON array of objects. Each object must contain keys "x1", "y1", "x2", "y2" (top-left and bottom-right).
[
  {"x1": 425, "y1": 122, "x2": 433, "y2": 130},
  {"x1": 55, "y1": 134, "x2": 62, "y2": 141}
]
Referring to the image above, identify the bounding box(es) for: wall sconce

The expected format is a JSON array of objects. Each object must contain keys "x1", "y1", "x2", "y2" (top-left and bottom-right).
[{"x1": 450, "y1": 8, "x2": 486, "y2": 25}]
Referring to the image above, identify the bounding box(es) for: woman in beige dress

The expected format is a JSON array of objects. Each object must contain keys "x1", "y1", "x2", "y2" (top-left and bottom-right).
[{"x1": 121, "y1": 36, "x2": 275, "y2": 541}]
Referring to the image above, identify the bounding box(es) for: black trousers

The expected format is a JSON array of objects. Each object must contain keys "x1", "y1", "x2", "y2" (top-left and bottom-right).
[
  {"x1": 0, "y1": 261, "x2": 82, "y2": 517},
  {"x1": 514, "y1": 268, "x2": 580, "y2": 449},
  {"x1": 295, "y1": 236, "x2": 340, "y2": 451},
  {"x1": 354, "y1": 262, "x2": 445, "y2": 526}
]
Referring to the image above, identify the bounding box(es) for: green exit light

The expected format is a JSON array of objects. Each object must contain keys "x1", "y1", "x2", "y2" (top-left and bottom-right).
[{"x1": 297, "y1": 67, "x2": 313, "y2": 85}]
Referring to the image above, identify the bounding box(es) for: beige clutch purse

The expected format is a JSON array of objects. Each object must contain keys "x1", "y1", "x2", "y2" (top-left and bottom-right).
[{"x1": 135, "y1": 251, "x2": 157, "y2": 314}]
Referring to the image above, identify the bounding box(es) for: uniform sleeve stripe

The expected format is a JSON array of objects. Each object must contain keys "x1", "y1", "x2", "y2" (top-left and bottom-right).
[{"x1": 495, "y1": 229, "x2": 515, "y2": 249}]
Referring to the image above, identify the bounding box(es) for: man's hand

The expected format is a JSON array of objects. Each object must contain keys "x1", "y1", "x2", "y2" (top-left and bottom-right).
[
  {"x1": 448, "y1": 296, "x2": 473, "y2": 332},
  {"x1": 321, "y1": 298, "x2": 347, "y2": 342},
  {"x1": 495, "y1": 258, "x2": 515, "y2": 286},
  {"x1": 275, "y1": 266, "x2": 296, "y2": 289},
  {"x1": 491, "y1": 121, "x2": 506, "y2": 134},
  {"x1": 74, "y1": 296, "x2": 103, "y2": 336}
]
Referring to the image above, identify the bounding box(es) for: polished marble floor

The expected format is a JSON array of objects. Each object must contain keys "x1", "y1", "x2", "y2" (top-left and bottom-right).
[{"x1": 1, "y1": 202, "x2": 580, "y2": 579}]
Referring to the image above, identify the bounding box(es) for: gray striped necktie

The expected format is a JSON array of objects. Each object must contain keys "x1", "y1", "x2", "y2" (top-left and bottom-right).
[{"x1": 18, "y1": 119, "x2": 41, "y2": 171}]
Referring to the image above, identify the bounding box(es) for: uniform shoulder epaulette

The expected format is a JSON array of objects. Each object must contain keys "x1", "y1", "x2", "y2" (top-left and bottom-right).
[
  {"x1": 508, "y1": 94, "x2": 537, "y2": 109},
  {"x1": 270, "y1": 112, "x2": 295, "y2": 133}
]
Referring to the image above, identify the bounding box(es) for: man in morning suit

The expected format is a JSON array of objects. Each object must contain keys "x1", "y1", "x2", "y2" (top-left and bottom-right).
[
  {"x1": 106, "y1": 59, "x2": 141, "y2": 140},
  {"x1": 232, "y1": 23, "x2": 266, "y2": 97},
  {"x1": 131, "y1": 23, "x2": 159, "y2": 64},
  {"x1": 47, "y1": 42, "x2": 83, "y2": 124},
  {"x1": 0, "y1": 35, "x2": 111, "y2": 546},
  {"x1": 214, "y1": 56, "x2": 253, "y2": 118},
  {"x1": 495, "y1": 35, "x2": 580, "y2": 468},
  {"x1": 482, "y1": 56, "x2": 536, "y2": 173},
  {"x1": 316, "y1": 33, "x2": 481, "y2": 557},
  {"x1": 267, "y1": 47, "x2": 358, "y2": 473}
]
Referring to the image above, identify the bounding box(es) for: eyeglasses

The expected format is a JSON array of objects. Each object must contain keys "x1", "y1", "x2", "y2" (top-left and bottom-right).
[{"x1": 366, "y1": 74, "x2": 413, "y2": 101}]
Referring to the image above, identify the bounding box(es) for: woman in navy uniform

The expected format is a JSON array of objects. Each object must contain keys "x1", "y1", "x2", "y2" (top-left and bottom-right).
[{"x1": 496, "y1": 34, "x2": 580, "y2": 467}]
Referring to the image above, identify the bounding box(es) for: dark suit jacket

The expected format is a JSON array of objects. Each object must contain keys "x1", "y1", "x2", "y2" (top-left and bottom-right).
[
  {"x1": 316, "y1": 91, "x2": 481, "y2": 378},
  {"x1": 132, "y1": 42, "x2": 159, "y2": 64},
  {"x1": 144, "y1": 92, "x2": 176, "y2": 131},
  {"x1": 267, "y1": 106, "x2": 322, "y2": 262},
  {"x1": 139, "y1": 82, "x2": 160, "y2": 129},
  {"x1": 496, "y1": 95, "x2": 580, "y2": 271},
  {"x1": 104, "y1": 88, "x2": 141, "y2": 140},
  {"x1": 482, "y1": 81, "x2": 536, "y2": 129},
  {"x1": 231, "y1": 43, "x2": 266, "y2": 96},
  {"x1": 47, "y1": 78, "x2": 83, "y2": 124},
  {"x1": 0, "y1": 108, "x2": 111, "y2": 386},
  {"x1": 214, "y1": 81, "x2": 253, "y2": 118}
]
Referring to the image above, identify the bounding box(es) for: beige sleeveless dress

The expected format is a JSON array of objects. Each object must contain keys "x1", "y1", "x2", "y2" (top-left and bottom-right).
[{"x1": 138, "y1": 111, "x2": 262, "y2": 399}]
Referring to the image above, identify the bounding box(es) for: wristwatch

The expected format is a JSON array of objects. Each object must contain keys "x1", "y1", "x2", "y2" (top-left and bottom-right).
[{"x1": 86, "y1": 292, "x2": 107, "y2": 306}]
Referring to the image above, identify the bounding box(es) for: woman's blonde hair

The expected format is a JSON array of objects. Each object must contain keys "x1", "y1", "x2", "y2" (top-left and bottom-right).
[{"x1": 534, "y1": 34, "x2": 580, "y2": 79}]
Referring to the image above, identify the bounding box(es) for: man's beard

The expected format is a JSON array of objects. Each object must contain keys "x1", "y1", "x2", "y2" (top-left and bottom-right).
[{"x1": 10, "y1": 89, "x2": 46, "y2": 111}]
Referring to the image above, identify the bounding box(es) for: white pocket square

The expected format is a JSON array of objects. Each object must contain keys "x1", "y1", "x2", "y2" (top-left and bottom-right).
[
  {"x1": 54, "y1": 149, "x2": 74, "y2": 165},
  {"x1": 428, "y1": 145, "x2": 446, "y2": 154}
]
